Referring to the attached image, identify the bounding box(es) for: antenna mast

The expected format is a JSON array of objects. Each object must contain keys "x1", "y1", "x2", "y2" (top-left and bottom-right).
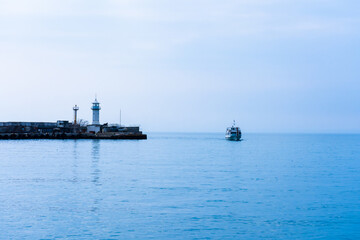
[{"x1": 120, "y1": 109, "x2": 122, "y2": 127}]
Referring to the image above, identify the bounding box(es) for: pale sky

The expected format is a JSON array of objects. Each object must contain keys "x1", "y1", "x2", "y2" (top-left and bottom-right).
[{"x1": 0, "y1": 0, "x2": 359, "y2": 133}]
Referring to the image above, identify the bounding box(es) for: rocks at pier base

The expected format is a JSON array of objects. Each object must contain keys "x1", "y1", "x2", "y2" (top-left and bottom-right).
[{"x1": 0, "y1": 132, "x2": 147, "y2": 140}]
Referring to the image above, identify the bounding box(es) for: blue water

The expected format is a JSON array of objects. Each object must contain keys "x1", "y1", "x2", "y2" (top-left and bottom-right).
[{"x1": 0, "y1": 133, "x2": 359, "y2": 239}]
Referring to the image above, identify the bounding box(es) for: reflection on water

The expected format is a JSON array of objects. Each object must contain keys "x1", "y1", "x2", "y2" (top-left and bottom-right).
[
  {"x1": 91, "y1": 140, "x2": 101, "y2": 185},
  {"x1": 72, "y1": 140, "x2": 78, "y2": 183},
  {"x1": 91, "y1": 140, "x2": 102, "y2": 214}
]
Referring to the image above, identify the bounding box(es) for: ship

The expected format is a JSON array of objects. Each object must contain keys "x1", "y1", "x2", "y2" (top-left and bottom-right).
[{"x1": 225, "y1": 121, "x2": 241, "y2": 141}]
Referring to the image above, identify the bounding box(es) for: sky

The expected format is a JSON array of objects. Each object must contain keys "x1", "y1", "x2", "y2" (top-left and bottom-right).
[{"x1": 0, "y1": 0, "x2": 359, "y2": 133}]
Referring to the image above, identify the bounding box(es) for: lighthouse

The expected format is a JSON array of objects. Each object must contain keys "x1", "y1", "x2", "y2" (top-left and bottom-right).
[
  {"x1": 91, "y1": 98, "x2": 101, "y2": 125},
  {"x1": 87, "y1": 98, "x2": 101, "y2": 133},
  {"x1": 73, "y1": 105, "x2": 79, "y2": 124}
]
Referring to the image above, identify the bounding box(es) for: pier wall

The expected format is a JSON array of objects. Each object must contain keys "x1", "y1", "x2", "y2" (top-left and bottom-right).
[
  {"x1": 0, "y1": 132, "x2": 147, "y2": 140},
  {"x1": 0, "y1": 122, "x2": 146, "y2": 140}
]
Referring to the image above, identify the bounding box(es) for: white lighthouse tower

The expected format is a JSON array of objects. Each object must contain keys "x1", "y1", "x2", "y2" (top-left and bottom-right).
[
  {"x1": 87, "y1": 97, "x2": 101, "y2": 133},
  {"x1": 91, "y1": 98, "x2": 101, "y2": 125}
]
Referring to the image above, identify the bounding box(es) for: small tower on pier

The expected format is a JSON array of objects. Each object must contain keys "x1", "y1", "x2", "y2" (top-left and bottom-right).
[
  {"x1": 91, "y1": 98, "x2": 101, "y2": 125},
  {"x1": 73, "y1": 105, "x2": 79, "y2": 124},
  {"x1": 87, "y1": 97, "x2": 101, "y2": 133}
]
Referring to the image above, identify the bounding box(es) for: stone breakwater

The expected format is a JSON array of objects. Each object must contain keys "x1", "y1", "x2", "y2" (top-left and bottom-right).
[{"x1": 0, "y1": 132, "x2": 147, "y2": 140}]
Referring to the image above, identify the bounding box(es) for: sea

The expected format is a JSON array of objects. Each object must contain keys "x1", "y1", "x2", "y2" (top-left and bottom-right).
[{"x1": 0, "y1": 133, "x2": 359, "y2": 239}]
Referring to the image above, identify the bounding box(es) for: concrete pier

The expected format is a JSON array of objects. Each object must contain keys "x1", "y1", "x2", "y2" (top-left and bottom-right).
[
  {"x1": 0, "y1": 132, "x2": 147, "y2": 140},
  {"x1": 0, "y1": 98, "x2": 147, "y2": 140}
]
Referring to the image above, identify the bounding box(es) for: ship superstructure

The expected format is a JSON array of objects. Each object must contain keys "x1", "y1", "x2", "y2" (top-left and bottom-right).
[{"x1": 225, "y1": 121, "x2": 241, "y2": 141}]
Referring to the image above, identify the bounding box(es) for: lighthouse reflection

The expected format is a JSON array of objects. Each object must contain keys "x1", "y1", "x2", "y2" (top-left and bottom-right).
[
  {"x1": 91, "y1": 140, "x2": 101, "y2": 186},
  {"x1": 71, "y1": 140, "x2": 78, "y2": 183},
  {"x1": 90, "y1": 139, "x2": 102, "y2": 214}
]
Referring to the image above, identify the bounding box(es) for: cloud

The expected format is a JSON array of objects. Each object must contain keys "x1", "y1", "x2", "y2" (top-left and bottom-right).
[{"x1": 0, "y1": 0, "x2": 358, "y2": 41}]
